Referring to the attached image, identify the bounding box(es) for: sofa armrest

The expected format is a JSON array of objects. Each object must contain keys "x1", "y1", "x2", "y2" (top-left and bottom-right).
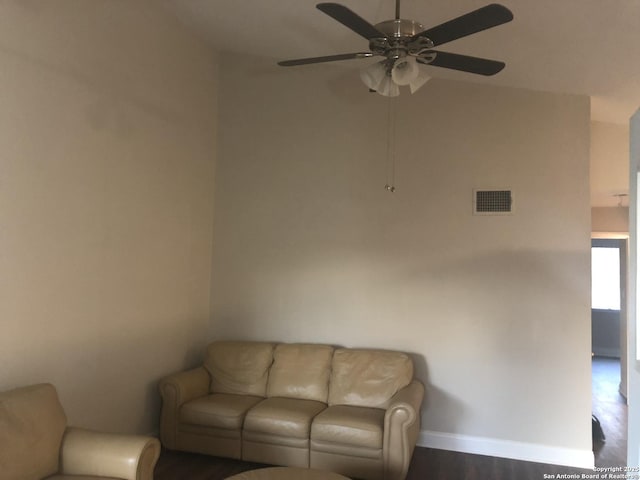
[
  {"x1": 383, "y1": 380, "x2": 425, "y2": 480},
  {"x1": 59, "y1": 427, "x2": 160, "y2": 480},
  {"x1": 159, "y1": 366, "x2": 210, "y2": 448}
]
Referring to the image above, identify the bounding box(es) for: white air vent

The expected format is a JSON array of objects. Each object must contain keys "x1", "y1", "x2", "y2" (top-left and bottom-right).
[{"x1": 473, "y1": 189, "x2": 513, "y2": 215}]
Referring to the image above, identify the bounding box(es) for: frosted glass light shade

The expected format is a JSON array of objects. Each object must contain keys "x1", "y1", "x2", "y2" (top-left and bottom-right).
[
  {"x1": 376, "y1": 75, "x2": 400, "y2": 97},
  {"x1": 409, "y1": 64, "x2": 431, "y2": 94},
  {"x1": 360, "y1": 57, "x2": 430, "y2": 96},
  {"x1": 391, "y1": 56, "x2": 419, "y2": 86},
  {"x1": 360, "y1": 61, "x2": 387, "y2": 91}
]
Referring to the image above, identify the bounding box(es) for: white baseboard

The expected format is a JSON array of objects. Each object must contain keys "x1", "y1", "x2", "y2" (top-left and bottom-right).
[{"x1": 417, "y1": 430, "x2": 594, "y2": 469}]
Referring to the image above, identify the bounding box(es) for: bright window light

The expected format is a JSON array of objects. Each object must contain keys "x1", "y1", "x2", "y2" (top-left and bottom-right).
[{"x1": 591, "y1": 247, "x2": 621, "y2": 310}]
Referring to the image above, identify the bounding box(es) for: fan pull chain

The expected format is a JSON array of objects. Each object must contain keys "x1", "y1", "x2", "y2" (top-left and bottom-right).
[{"x1": 385, "y1": 96, "x2": 397, "y2": 193}]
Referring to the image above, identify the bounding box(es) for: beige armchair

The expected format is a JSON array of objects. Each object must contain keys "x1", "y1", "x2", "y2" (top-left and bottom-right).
[{"x1": 0, "y1": 383, "x2": 160, "y2": 480}]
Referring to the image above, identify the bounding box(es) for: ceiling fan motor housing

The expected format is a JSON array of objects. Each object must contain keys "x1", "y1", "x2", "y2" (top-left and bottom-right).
[
  {"x1": 375, "y1": 19, "x2": 424, "y2": 37},
  {"x1": 370, "y1": 19, "x2": 434, "y2": 59}
]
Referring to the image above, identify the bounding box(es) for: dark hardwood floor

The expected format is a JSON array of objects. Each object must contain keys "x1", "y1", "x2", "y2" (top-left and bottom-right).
[
  {"x1": 592, "y1": 356, "x2": 627, "y2": 467},
  {"x1": 155, "y1": 447, "x2": 593, "y2": 480},
  {"x1": 154, "y1": 449, "x2": 268, "y2": 480},
  {"x1": 154, "y1": 358, "x2": 627, "y2": 479},
  {"x1": 406, "y1": 447, "x2": 590, "y2": 480}
]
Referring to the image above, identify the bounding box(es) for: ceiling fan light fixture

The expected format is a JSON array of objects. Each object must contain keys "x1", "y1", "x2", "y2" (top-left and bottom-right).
[
  {"x1": 391, "y1": 55, "x2": 418, "y2": 86},
  {"x1": 361, "y1": 56, "x2": 430, "y2": 96}
]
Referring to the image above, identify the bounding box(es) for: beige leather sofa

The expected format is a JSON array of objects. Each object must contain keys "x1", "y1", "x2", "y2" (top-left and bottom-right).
[
  {"x1": 159, "y1": 341, "x2": 424, "y2": 480},
  {"x1": 0, "y1": 383, "x2": 161, "y2": 480}
]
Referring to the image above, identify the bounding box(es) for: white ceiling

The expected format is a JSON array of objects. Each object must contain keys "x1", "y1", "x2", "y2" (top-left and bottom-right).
[{"x1": 164, "y1": 0, "x2": 640, "y2": 126}]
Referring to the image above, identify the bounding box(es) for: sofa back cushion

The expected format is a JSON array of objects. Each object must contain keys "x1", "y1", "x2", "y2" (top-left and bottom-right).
[
  {"x1": 0, "y1": 383, "x2": 67, "y2": 480},
  {"x1": 267, "y1": 343, "x2": 334, "y2": 402},
  {"x1": 205, "y1": 341, "x2": 275, "y2": 396},
  {"x1": 328, "y1": 349, "x2": 413, "y2": 409}
]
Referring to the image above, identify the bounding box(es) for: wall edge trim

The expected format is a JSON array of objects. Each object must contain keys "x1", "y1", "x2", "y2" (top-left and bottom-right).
[{"x1": 417, "y1": 429, "x2": 594, "y2": 469}]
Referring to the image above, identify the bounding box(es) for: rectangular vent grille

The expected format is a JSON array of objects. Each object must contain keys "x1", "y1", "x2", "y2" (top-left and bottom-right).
[{"x1": 474, "y1": 189, "x2": 513, "y2": 215}]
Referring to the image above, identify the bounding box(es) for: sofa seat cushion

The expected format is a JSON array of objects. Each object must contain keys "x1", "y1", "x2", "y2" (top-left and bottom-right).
[
  {"x1": 311, "y1": 405, "x2": 385, "y2": 450},
  {"x1": 244, "y1": 397, "x2": 327, "y2": 439},
  {"x1": 181, "y1": 393, "x2": 263, "y2": 430}
]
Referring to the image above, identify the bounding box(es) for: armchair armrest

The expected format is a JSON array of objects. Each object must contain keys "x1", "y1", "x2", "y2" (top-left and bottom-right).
[
  {"x1": 59, "y1": 427, "x2": 160, "y2": 480},
  {"x1": 159, "y1": 366, "x2": 210, "y2": 448},
  {"x1": 383, "y1": 380, "x2": 425, "y2": 480}
]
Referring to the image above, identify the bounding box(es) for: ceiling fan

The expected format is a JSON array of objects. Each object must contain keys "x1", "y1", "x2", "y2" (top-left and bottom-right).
[{"x1": 278, "y1": 1, "x2": 514, "y2": 96}]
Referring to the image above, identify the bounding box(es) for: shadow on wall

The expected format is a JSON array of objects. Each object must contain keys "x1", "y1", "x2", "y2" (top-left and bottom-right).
[
  {"x1": 227, "y1": 56, "x2": 379, "y2": 108},
  {"x1": 411, "y1": 352, "x2": 467, "y2": 436},
  {"x1": 211, "y1": 247, "x2": 589, "y2": 350},
  {"x1": 1, "y1": 316, "x2": 210, "y2": 435},
  {"x1": 404, "y1": 248, "x2": 589, "y2": 362}
]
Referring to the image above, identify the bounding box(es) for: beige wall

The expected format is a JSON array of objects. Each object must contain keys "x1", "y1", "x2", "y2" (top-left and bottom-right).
[
  {"x1": 0, "y1": 0, "x2": 217, "y2": 433},
  {"x1": 591, "y1": 121, "x2": 629, "y2": 207},
  {"x1": 211, "y1": 54, "x2": 592, "y2": 465},
  {"x1": 592, "y1": 206, "x2": 629, "y2": 233}
]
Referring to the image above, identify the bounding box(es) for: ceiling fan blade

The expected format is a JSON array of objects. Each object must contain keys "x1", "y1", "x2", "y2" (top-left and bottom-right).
[
  {"x1": 278, "y1": 52, "x2": 374, "y2": 67},
  {"x1": 417, "y1": 51, "x2": 505, "y2": 76},
  {"x1": 412, "y1": 4, "x2": 513, "y2": 47},
  {"x1": 316, "y1": 3, "x2": 387, "y2": 40}
]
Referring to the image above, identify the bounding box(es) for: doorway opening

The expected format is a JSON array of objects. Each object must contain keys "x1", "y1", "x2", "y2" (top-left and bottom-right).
[{"x1": 591, "y1": 237, "x2": 628, "y2": 467}]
